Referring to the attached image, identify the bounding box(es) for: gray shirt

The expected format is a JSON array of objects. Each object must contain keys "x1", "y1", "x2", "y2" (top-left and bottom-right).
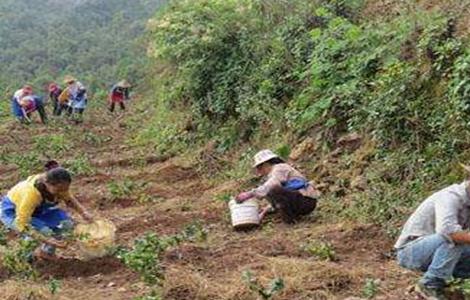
[{"x1": 395, "y1": 182, "x2": 470, "y2": 249}]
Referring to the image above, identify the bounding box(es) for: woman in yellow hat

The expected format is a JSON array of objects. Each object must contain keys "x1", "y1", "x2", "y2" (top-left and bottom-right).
[{"x1": 235, "y1": 149, "x2": 319, "y2": 224}]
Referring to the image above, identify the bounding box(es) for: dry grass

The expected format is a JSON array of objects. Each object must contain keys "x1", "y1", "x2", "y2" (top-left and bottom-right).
[{"x1": 0, "y1": 280, "x2": 71, "y2": 300}]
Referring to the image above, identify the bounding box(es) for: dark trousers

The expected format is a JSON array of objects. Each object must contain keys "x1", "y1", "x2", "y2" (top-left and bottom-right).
[
  {"x1": 36, "y1": 102, "x2": 48, "y2": 124},
  {"x1": 109, "y1": 102, "x2": 125, "y2": 112},
  {"x1": 53, "y1": 101, "x2": 68, "y2": 116},
  {"x1": 267, "y1": 186, "x2": 317, "y2": 224}
]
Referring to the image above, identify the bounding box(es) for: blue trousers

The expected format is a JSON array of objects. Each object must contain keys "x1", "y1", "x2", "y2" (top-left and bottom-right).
[
  {"x1": 397, "y1": 234, "x2": 470, "y2": 288},
  {"x1": 0, "y1": 197, "x2": 73, "y2": 255}
]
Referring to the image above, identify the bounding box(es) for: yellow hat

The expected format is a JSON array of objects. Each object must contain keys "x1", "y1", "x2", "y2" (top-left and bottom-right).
[
  {"x1": 116, "y1": 80, "x2": 131, "y2": 88},
  {"x1": 64, "y1": 75, "x2": 76, "y2": 84}
]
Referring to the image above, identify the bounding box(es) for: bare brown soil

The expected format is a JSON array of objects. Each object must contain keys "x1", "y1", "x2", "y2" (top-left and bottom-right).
[{"x1": 0, "y1": 105, "x2": 422, "y2": 300}]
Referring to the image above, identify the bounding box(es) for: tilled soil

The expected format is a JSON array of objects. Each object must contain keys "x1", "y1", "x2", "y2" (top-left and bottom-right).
[{"x1": 0, "y1": 105, "x2": 422, "y2": 299}]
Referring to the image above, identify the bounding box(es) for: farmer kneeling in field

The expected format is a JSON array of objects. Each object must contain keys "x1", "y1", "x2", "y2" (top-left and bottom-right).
[
  {"x1": 395, "y1": 165, "x2": 470, "y2": 299},
  {"x1": 0, "y1": 165, "x2": 93, "y2": 260},
  {"x1": 235, "y1": 149, "x2": 318, "y2": 224}
]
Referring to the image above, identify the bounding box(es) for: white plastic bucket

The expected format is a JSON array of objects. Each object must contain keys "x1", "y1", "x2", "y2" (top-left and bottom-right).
[{"x1": 229, "y1": 199, "x2": 260, "y2": 229}]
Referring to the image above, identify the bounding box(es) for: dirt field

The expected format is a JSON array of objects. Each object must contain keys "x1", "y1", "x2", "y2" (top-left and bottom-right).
[{"x1": 0, "y1": 104, "x2": 431, "y2": 300}]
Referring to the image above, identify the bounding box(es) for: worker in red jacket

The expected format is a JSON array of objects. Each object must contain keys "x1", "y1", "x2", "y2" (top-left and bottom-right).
[{"x1": 108, "y1": 80, "x2": 131, "y2": 113}]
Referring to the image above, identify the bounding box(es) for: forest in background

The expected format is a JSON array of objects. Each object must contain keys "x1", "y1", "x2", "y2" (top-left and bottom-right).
[{"x1": 0, "y1": 0, "x2": 166, "y2": 95}]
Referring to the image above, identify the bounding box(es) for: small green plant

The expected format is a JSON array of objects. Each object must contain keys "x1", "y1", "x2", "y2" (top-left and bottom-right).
[
  {"x1": 0, "y1": 226, "x2": 8, "y2": 246},
  {"x1": 301, "y1": 240, "x2": 337, "y2": 261},
  {"x1": 33, "y1": 134, "x2": 71, "y2": 155},
  {"x1": 275, "y1": 145, "x2": 291, "y2": 160},
  {"x1": 4, "y1": 153, "x2": 42, "y2": 178},
  {"x1": 362, "y1": 278, "x2": 380, "y2": 299},
  {"x1": 215, "y1": 193, "x2": 232, "y2": 203},
  {"x1": 242, "y1": 270, "x2": 285, "y2": 300},
  {"x1": 107, "y1": 179, "x2": 137, "y2": 200},
  {"x1": 65, "y1": 155, "x2": 95, "y2": 176},
  {"x1": 2, "y1": 238, "x2": 39, "y2": 279},
  {"x1": 83, "y1": 132, "x2": 110, "y2": 147},
  {"x1": 134, "y1": 290, "x2": 162, "y2": 300},
  {"x1": 48, "y1": 278, "x2": 62, "y2": 295},
  {"x1": 448, "y1": 278, "x2": 470, "y2": 296},
  {"x1": 179, "y1": 221, "x2": 208, "y2": 243},
  {"x1": 116, "y1": 232, "x2": 172, "y2": 285}
]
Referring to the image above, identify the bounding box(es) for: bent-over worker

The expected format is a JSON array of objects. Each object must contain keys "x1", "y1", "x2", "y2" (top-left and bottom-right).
[
  {"x1": 236, "y1": 149, "x2": 318, "y2": 224},
  {"x1": 0, "y1": 167, "x2": 93, "y2": 260}
]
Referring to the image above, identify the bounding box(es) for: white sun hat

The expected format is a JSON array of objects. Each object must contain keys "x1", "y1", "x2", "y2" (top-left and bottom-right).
[{"x1": 253, "y1": 149, "x2": 280, "y2": 168}]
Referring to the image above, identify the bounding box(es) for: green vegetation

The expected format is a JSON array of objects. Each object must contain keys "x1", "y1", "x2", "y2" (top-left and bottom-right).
[
  {"x1": 107, "y1": 179, "x2": 137, "y2": 201},
  {"x1": 362, "y1": 278, "x2": 380, "y2": 299},
  {"x1": 0, "y1": 0, "x2": 167, "y2": 92},
  {"x1": 242, "y1": 270, "x2": 285, "y2": 300},
  {"x1": 141, "y1": 0, "x2": 470, "y2": 232},
  {"x1": 65, "y1": 154, "x2": 95, "y2": 176},
  {"x1": 116, "y1": 232, "x2": 169, "y2": 285},
  {"x1": 33, "y1": 134, "x2": 71, "y2": 155},
  {"x1": 301, "y1": 240, "x2": 337, "y2": 261},
  {"x1": 2, "y1": 238, "x2": 39, "y2": 279},
  {"x1": 47, "y1": 278, "x2": 62, "y2": 295}
]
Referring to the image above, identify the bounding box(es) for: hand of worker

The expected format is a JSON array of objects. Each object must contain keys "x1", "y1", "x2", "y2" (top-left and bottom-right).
[
  {"x1": 82, "y1": 211, "x2": 94, "y2": 223},
  {"x1": 235, "y1": 191, "x2": 253, "y2": 203},
  {"x1": 258, "y1": 206, "x2": 271, "y2": 221},
  {"x1": 44, "y1": 238, "x2": 67, "y2": 249}
]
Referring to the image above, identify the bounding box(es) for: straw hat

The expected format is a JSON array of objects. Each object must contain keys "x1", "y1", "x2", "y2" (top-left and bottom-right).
[
  {"x1": 116, "y1": 80, "x2": 131, "y2": 88},
  {"x1": 253, "y1": 149, "x2": 279, "y2": 168},
  {"x1": 64, "y1": 75, "x2": 76, "y2": 84}
]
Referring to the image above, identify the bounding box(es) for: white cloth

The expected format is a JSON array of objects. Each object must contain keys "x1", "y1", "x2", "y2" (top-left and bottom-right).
[{"x1": 395, "y1": 182, "x2": 470, "y2": 249}]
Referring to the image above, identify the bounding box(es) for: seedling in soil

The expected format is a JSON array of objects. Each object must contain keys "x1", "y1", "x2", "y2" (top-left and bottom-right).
[
  {"x1": 180, "y1": 221, "x2": 208, "y2": 243},
  {"x1": 362, "y1": 278, "x2": 380, "y2": 299},
  {"x1": 134, "y1": 290, "x2": 162, "y2": 300},
  {"x1": 33, "y1": 134, "x2": 71, "y2": 155},
  {"x1": 65, "y1": 155, "x2": 95, "y2": 176},
  {"x1": 215, "y1": 193, "x2": 232, "y2": 203},
  {"x1": 448, "y1": 278, "x2": 470, "y2": 297},
  {"x1": 2, "y1": 238, "x2": 39, "y2": 279},
  {"x1": 0, "y1": 226, "x2": 8, "y2": 246},
  {"x1": 242, "y1": 270, "x2": 285, "y2": 300},
  {"x1": 107, "y1": 179, "x2": 137, "y2": 201},
  {"x1": 48, "y1": 278, "x2": 62, "y2": 295},
  {"x1": 301, "y1": 240, "x2": 337, "y2": 261},
  {"x1": 116, "y1": 232, "x2": 171, "y2": 285}
]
